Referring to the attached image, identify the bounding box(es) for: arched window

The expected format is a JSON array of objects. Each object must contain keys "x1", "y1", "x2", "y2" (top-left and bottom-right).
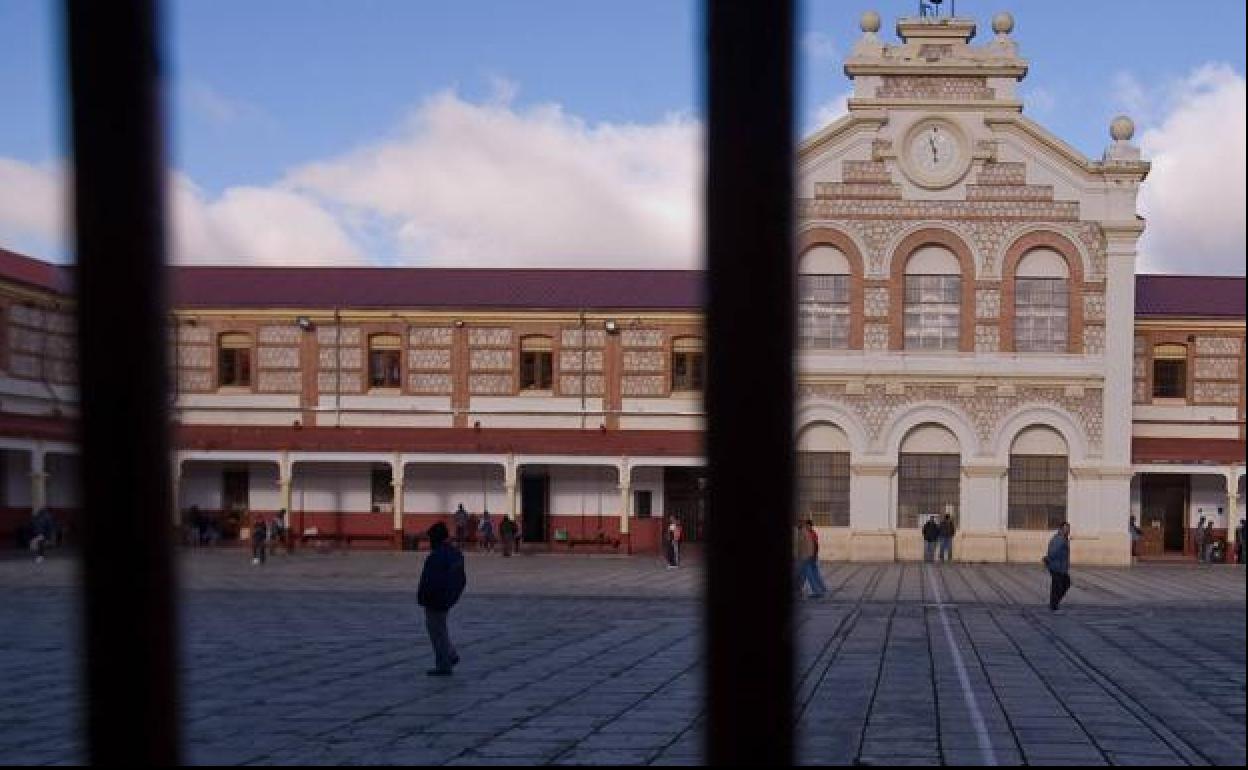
[
  {"x1": 670, "y1": 336, "x2": 705, "y2": 391},
  {"x1": 796, "y1": 423, "x2": 850, "y2": 526},
  {"x1": 897, "y1": 423, "x2": 960, "y2": 528},
  {"x1": 798, "y1": 247, "x2": 850, "y2": 350},
  {"x1": 1152, "y1": 343, "x2": 1187, "y2": 399},
  {"x1": 1007, "y1": 426, "x2": 1069, "y2": 530},
  {"x1": 903, "y1": 246, "x2": 961, "y2": 351},
  {"x1": 519, "y1": 335, "x2": 553, "y2": 391},
  {"x1": 368, "y1": 333, "x2": 402, "y2": 389},
  {"x1": 217, "y1": 332, "x2": 252, "y2": 387},
  {"x1": 1014, "y1": 248, "x2": 1069, "y2": 352}
]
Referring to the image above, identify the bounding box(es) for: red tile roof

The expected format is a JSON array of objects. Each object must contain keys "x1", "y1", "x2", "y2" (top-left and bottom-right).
[
  {"x1": 1136, "y1": 275, "x2": 1246, "y2": 319},
  {"x1": 0, "y1": 248, "x2": 72, "y2": 294},
  {"x1": 1133, "y1": 437, "x2": 1246, "y2": 465}
]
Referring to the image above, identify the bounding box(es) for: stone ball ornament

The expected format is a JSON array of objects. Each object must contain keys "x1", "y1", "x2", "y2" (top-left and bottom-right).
[
  {"x1": 991, "y1": 12, "x2": 1015, "y2": 35},
  {"x1": 1110, "y1": 115, "x2": 1135, "y2": 142},
  {"x1": 860, "y1": 10, "x2": 881, "y2": 33}
]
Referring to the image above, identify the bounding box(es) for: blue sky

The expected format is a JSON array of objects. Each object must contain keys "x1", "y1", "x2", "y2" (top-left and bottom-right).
[{"x1": 0, "y1": 0, "x2": 1244, "y2": 272}]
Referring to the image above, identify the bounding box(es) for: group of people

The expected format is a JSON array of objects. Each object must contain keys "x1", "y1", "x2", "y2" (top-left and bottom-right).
[
  {"x1": 920, "y1": 513, "x2": 957, "y2": 562},
  {"x1": 452, "y1": 504, "x2": 520, "y2": 557},
  {"x1": 249, "y1": 510, "x2": 288, "y2": 565},
  {"x1": 1193, "y1": 515, "x2": 1221, "y2": 563}
]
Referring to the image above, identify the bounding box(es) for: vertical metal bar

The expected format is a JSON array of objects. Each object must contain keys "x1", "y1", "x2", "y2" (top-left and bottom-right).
[
  {"x1": 704, "y1": 0, "x2": 795, "y2": 765},
  {"x1": 65, "y1": 0, "x2": 180, "y2": 764}
]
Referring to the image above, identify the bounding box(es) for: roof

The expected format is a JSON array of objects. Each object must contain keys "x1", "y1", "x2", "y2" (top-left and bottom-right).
[
  {"x1": 168, "y1": 266, "x2": 703, "y2": 311},
  {"x1": 1133, "y1": 437, "x2": 1246, "y2": 466},
  {"x1": 1136, "y1": 275, "x2": 1246, "y2": 319},
  {"x1": 0, "y1": 248, "x2": 72, "y2": 295}
]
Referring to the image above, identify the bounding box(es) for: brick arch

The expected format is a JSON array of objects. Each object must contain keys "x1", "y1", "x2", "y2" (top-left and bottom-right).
[
  {"x1": 999, "y1": 230, "x2": 1085, "y2": 353},
  {"x1": 796, "y1": 227, "x2": 866, "y2": 350},
  {"x1": 888, "y1": 228, "x2": 977, "y2": 352}
]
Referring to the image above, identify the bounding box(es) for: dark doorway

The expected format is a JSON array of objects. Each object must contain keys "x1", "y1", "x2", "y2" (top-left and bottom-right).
[
  {"x1": 520, "y1": 470, "x2": 549, "y2": 543},
  {"x1": 663, "y1": 467, "x2": 708, "y2": 542},
  {"x1": 1141, "y1": 474, "x2": 1189, "y2": 555},
  {"x1": 222, "y1": 468, "x2": 249, "y2": 539}
]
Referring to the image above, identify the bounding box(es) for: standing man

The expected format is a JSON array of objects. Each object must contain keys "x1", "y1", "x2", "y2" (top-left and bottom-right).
[
  {"x1": 1194, "y1": 514, "x2": 1207, "y2": 562},
  {"x1": 1128, "y1": 515, "x2": 1142, "y2": 560},
  {"x1": 797, "y1": 519, "x2": 827, "y2": 599},
  {"x1": 251, "y1": 515, "x2": 268, "y2": 566},
  {"x1": 1203, "y1": 520, "x2": 1216, "y2": 562},
  {"x1": 478, "y1": 510, "x2": 495, "y2": 553},
  {"x1": 938, "y1": 513, "x2": 956, "y2": 563},
  {"x1": 922, "y1": 515, "x2": 940, "y2": 563},
  {"x1": 1043, "y1": 521, "x2": 1072, "y2": 612},
  {"x1": 453, "y1": 503, "x2": 469, "y2": 546},
  {"x1": 499, "y1": 514, "x2": 518, "y2": 557},
  {"x1": 417, "y1": 522, "x2": 467, "y2": 676},
  {"x1": 30, "y1": 507, "x2": 54, "y2": 564}
]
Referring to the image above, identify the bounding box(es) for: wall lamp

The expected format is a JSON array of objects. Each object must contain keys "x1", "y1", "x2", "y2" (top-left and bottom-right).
[
  {"x1": 604, "y1": 319, "x2": 619, "y2": 334},
  {"x1": 296, "y1": 316, "x2": 314, "y2": 331}
]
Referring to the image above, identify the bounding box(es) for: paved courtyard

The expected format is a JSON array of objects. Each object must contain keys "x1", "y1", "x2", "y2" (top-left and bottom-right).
[{"x1": 1, "y1": 550, "x2": 1244, "y2": 765}]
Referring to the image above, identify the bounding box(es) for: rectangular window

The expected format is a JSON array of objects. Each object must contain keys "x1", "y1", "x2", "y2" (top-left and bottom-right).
[
  {"x1": 217, "y1": 347, "x2": 251, "y2": 387},
  {"x1": 897, "y1": 453, "x2": 960, "y2": 528},
  {"x1": 520, "y1": 351, "x2": 553, "y2": 390},
  {"x1": 1007, "y1": 455, "x2": 1068, "y2": 530},
  {"x1": 1014, "y1": 277, "x2": 1068, "y2": 352},
  {"x1": 1152, "y1": 345, "x2": 1187, "y2": 399},
  {"x1": 798, "y1": 274, "x2": 850, "y2": 349},
  {"x1": 904, "y1": 275, "x2": 960, "y2": 351},
  {"x1": 796, "y1": 451, "x2": 850, "y2": 527},
  {"x1": 634, "y1": 490, "x2": 653, "y2": 519},
  {"x1": 671, "y1": 351, "x2": 705, "y2": 391},
  {"x1": 368, "y1": 350, "x2": 401, "y2": 388},
  {"x1": 370, "y1": 466, "x2": 393, "y2": 512}
]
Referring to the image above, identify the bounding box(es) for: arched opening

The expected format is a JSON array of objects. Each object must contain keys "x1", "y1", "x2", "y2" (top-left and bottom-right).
[
  {"x1": 796, "y1": 423, "x2": 850, "y2": 527},
  {"x1": 1007, "y1": 426, "x2": 1069, "y2": 530},
  {"x1": 798, "y1": 246, "x2": 851, "y2": 350},
  {"x1": 903, "y1": 246, "x2": 961, "y2": 351},
  {"x1": 897, "y1": 423, "x2": 960, "y2": 528},
  {"x1": 1014, "y1": 248, "x2": 1070, "y2": 353}
]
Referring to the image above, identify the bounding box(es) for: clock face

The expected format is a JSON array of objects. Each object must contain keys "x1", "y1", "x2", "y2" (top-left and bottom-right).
[{"x1": 901, "y1": 119, "x2": 969, "y2": 188}]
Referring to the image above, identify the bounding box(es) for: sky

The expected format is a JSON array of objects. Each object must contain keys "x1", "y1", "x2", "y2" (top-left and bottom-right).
[{"x1": 0, "y1": 0, "x2": 1244, "y2": 274}]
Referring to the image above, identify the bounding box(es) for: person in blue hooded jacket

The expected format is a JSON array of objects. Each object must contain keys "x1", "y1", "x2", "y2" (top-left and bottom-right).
[
  {"x1": 417, "y1": 521, "x2": 467, "y2": 676},
  {"x1": 1043, "y1": 521, "x2": 1071, "y2": 612}
]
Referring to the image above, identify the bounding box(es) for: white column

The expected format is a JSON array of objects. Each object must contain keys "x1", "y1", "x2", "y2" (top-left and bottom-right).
[
  {"x1": 504, "y1": 457, "x2": 518, "y2": 521},
  {"x1": 1227, "y1": 470, "x2": 1242, "y2": 562},
  {"x1": 961, "y1": 464, "x2": 1008, "y2": 562},
  {"x1": 849, "y1": 462, "x2": 896, "y2": 561},
  {"x1": 30, "y1": 445, "x2": 48, "y2": 513},
  {"x1": 391, "y1": 454, "x2": 404, "y2": 547},
  {"x1": 171, "y1": 456, "x2": 183, "y2": 526},
  {"x1": 618, "y1": 459, "x2": 631, "y2": 537}
]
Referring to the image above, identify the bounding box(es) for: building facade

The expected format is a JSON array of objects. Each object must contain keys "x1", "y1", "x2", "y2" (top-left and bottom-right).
[{"x1": 0, "y1": 11, "x2": 1243, "y2": 563}]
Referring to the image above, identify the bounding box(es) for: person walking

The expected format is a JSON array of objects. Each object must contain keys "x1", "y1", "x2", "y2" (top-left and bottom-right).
[
  {"x1": 1043, "y1": 521, "x2": 1072, "y2": 612},
  {"x1": 938, "y1": 513, "x2": 956, "y2": 562},
  {"x1": 922, "y1": 515, "x2": 940, "y2": 563},
  {"x1": 796, "y1": 519, "x2": 827, "y2": 599},
  {"x1": 479, "y1": 510, "x2": 495, "y2": 553},
  {"x1": 1203, "y1": 520, "x2": 1216, "y2": 562},
  {"x1": 251, "y1": 516, "x2": 268, "y2": 566},
  {"x1": 669, "y1": 517, "x2": 684, "y2": 568},
  {"x1": 30, "y1": 507, "x2": 54, "y2": 564},
  {"x1": 453, "y1": 503, "x2": 469, "y2": 546},
  {"x1": 500, "y1": 514, "x2": 518, "y2": 557},
  {"x1": 1194, "y1": 514, "x2": 1207, "y2": 562},
  {"x1": 1128, "y1": 515, "x2": 1142, "y2": 560},
  {"x1": 417, "y1": 522, "x2": 467, "y2": 676}
]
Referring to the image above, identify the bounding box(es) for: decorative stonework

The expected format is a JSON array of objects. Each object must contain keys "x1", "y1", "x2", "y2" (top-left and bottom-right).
[
  {"x1": 864, "y1": 323, "x2": 890, "y2": 350},
  {"x1": 317, "y1": 326, "x2": 361, "y2": 346},
  {"x1": 46, "y1": 311, "x2": 75, "y2": 334},
  {"x1": 10, "y1": 327, "x2": 43, "y2": 353},
  {"x1": 179, "y1": 346, "x2": 213, "y2": 369},
  {"x1": 975, "y1": 324, "x2": 1000, "y2": 352},
  {"x1": 622, "y1": 375, "x2": 666, "y2": 396},
  {"x1": 1195, "y1": 337, "x2": 1241, "y2": 356},
  {"x1": 318, "y1": 347, "x2": 361, "y2": 369},
  {"x1": 469, "y1": 328, "x2": 512, "y2": 347},
  {"x1": 258, "y1": 347, "x2": 299, "y2": 368},
  {"x1": 865, "y1": 287, "x2": 889, "y2": 317},
  {"x1": 1082, "y1": 325, "x2": 1105, "y2": 355},
  {"x1": 975, "y1": 288, "x2": 1000, "y2": 319},
  {"x1": 561, "y1": 329, "x2": 607, "y2": 348},
  {"x1": 177, "y1": 326, "x2": 212, "y2": 344},
  {"x1": 559, "y1": 350, "x2": 604, "y2": 372},
  {"x1": 1132, "y1": 356, "x2": 1147, "y2": 379},
  {"x1": 9, "y1": 354, "x2": 40, "y2": 379},
  {"x1": 560, "y1": 375, "x2": 606, "y2": 396},
  {"x1": 877, "y1": 75, "x2": 993, "y2": 100},
  {"x1": 814, "y1": 182, "x2": 902, "y2": 200},
  {"x1": 976, "y1": 162, "x2": 1026, "y2": 186},
  {"x1": 966, "y1": 185, "x2": 1054, "y2": 202},
  {"x1": 410, "y1": 327, "x2": 453, "y2": 346},
  {"x1": 842, "y1": 160, "x2": 892, "y2": 184},
  {"x1": 623, "y1": 329, "x2": 664, "y2": 348},
  {"x1": 409, "y1": 373, "x2": 452, "y2": 395},
  {"x1": 1195, "y1": 358, "x2": 1240, "y2": 380},
  {"x1": 470, "y1": 374, "x2": 513, "y2": 395},
  {"x1": 623, "y1": 351, "x2": 664, "y2": 372},
  {"x1": 797, "y1": 382, "x2": 1104, "y2": 452},
  {"x1": 259, "y1": 326, "x2": 301, "y2": 345},
  {"x1": 318, "y1": 372, "x2": 361, "y2": 394},
  {"x1": 409, "y1": 349, "x2": 452, "y2": 370},
  {"x1": 1133, "y1": 380, "x2": 1149, "y2": 404},
  {"x1": 9, "y1": 304, "x2": 44, "y2": 325},
  {"x1": 258, "y1": 371, "x2": 301, "y2": 393},
  {"x1": 1194, "y1": 382, "x2": 1240, "y2": 404},
  {"x1": 470, "y1": 349, "x2": 513, "y2": 370},
  {"x1": 181, "y1": 370, "x2": 214, "y2": 392},
  {"x1": 1082, "y1": 292, "x2": 1106, "y2": 322}
]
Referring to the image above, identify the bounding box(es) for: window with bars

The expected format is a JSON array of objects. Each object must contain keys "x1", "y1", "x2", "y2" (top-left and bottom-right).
[
  {"x1": 671, "y1": 337, "x2": 705, "y2": 391},
  {"x1": 897, "y1": 453, "x2": 960, "y2": 528},
  {"x1": 1014, "y1": 277, "x2": 1068, "y2": 352},
  {"x1": 796, "y1": 451, "x2": 850, "y2": 527},
  {"x1": 519, "y1": 336, "x2": 554, "y2": 390},
  {"x1": 1152, "y1": 344, "x2": 1187, "y2": 399},
  {"x1": 368, "y1": 333, "x2": 402, "y2": 388},
  {"x1": 1007, "y1": 455, "x2": 1067, "y2": 530},
  {"x1": 798, "y1": 274, "x2": 850, "y2": 349},
  {"x1": 217, "y1": 332, "x2": 252, "y2": 387},
  {"x1": 903, "y1": 275, "x2": 960, "y2": 351}
]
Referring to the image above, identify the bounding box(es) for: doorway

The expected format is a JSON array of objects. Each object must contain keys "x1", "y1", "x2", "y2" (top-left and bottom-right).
[
  {"x1": 1141, "y1": 474, "x2": 1189, "y2": 556},
  {"x1": 222, "y1": 468, "x2": 250, "y2": 539},
  {"x1": 520, "y1": 470, "x2": 549, "y2": 543},
  {"x1": 663, "y1": 467, "x2": 708, "y2": 542}
]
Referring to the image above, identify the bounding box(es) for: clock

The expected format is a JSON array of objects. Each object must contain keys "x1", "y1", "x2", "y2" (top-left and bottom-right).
[{"x1": 899, "y1": 118, "x2": 970, "y2": 189}]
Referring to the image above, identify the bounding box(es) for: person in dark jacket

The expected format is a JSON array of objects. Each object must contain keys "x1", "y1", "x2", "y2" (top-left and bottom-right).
[
  {"x1": 1043, "y1": 521, "x2": 1072, "y2": 612},
  {"x1": 417, "y1": 521, "x2": 467, "y2": 676},
  {"x1": 499, "y1": 514, "x2": 518, "y2": 557},
  {"x1": 938, "y1": 513, "x2": 956, "y2": 562},
  {"x1": 30, "y1": 508, "x2": 55, "y2": 564},
  {"x1": 251, "y1": 516, "x2": 268, "y2": 566},
  {"x1": 922, "y1": 515, "x2": 940, "y2": 563}
]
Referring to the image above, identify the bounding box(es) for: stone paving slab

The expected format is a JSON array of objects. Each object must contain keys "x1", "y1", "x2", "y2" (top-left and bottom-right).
[{"x1": 0, "y1": 552, "x2": 1243, "y2": 765}]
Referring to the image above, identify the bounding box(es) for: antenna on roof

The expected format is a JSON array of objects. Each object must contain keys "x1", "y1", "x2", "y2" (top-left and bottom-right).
[{"x1": 919, "y1": 0, "x2": 953, "y2": 17}]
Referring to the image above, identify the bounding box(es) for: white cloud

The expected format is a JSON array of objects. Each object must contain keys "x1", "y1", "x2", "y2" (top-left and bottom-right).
[
  {"x1": 289, "y1": 90, "x2": 703, "y2": 267},
  {"x1": 1021, "y1": 86, "x2": 1056, "y2": 116},
  {"x1": 804, "y1": 92, "x2": 851, "y2": 136},
  {"x1": 0, "y1": 158, "x2": 67, "y2": 255},
  {"x1": 1132, "y1": 64, "x2": 1246, "y2": 274},
  {"x1": 183, "y1": 82, "x2": 277, "y2": 130},
  {"x1": 802, "y1": 31, "x2": 839, "y2": 61}
]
